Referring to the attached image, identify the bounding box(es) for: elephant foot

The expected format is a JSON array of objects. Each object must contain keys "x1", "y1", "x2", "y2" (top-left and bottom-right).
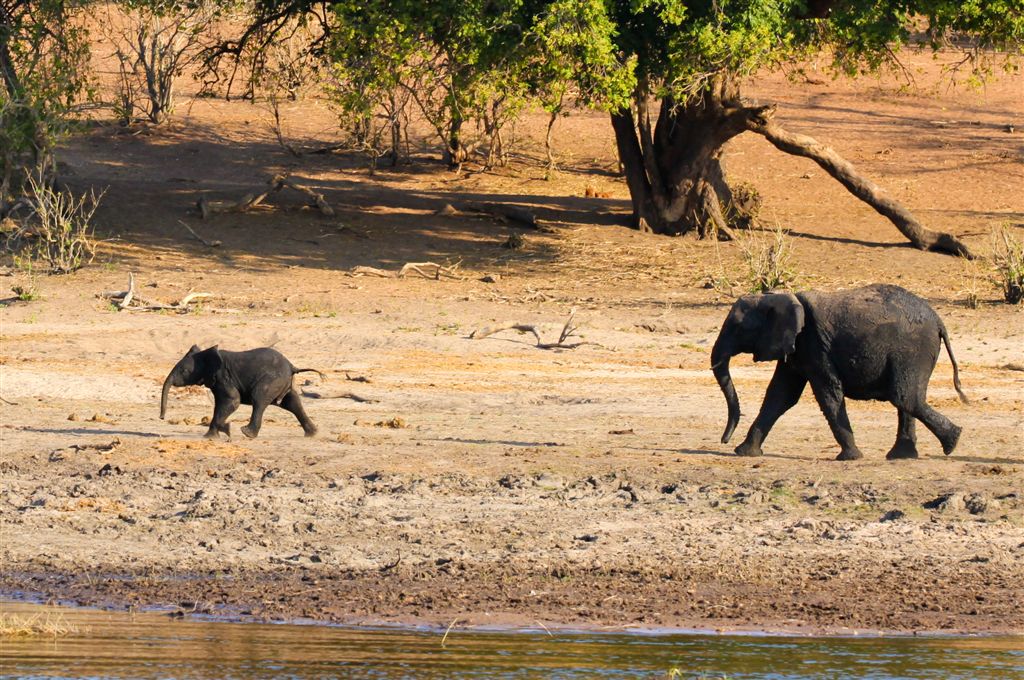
[
  {"x1": 734, "y1": 441, "x2": 764, "y2": 457},
  {"x1": 303, "y1": 424, "x2": 318, "y2": 438},
  {"x1": 203, "y1": 429, "x2": 219, "y2": 439},
  {"x1": 941, "y1": 424, "x2": 962, "y2": 456},
  {"x1": 835, "y1": 447, "x2": 864, "y2": 461},
  {"x1": 886, "y1": 441, "x2": 919, "y2": 460},
  {"x1": 240, "y1": 425, "x2": 259, "y2": 439}
]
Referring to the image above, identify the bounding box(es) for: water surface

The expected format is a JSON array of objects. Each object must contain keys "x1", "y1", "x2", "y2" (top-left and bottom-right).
[{"x1": 1, "y1": 601, "x2": 1021, "y2": 679}]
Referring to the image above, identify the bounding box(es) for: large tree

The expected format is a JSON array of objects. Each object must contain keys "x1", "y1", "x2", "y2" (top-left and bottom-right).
[{"x1": 223, "y1": 0, "x2": 1022, "y2": 255}]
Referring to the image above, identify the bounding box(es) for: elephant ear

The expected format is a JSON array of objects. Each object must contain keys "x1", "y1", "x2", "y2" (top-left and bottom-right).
[
  {"x1": 186, "y1": 344, "x2": 201, "y2": 357},
  {"x1": 196, "y1": 345, "x2": 224, "y2": 381},
  {"x1": 753, "y1": 293, "x2": 805, "y2": 362}
]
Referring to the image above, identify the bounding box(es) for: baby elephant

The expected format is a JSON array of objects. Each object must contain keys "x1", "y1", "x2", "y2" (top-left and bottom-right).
[
  {"x1": 160, "y1": 345, "x2": 321, "y2": 439},
  {"x1": 711, "y1": 284, "x2": 967, "y2": 461}
]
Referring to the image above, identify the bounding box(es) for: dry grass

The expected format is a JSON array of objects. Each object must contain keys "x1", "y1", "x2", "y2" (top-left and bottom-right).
[
  {"x1": 735, "y1": 225, "x2": 799, "y2": 293},
  {"x1": 0, "y1": 610, "x2": 80, "y2": 637},
  {"x1": 992, "y1": 225, "x2": 1024, "y2": 304}
]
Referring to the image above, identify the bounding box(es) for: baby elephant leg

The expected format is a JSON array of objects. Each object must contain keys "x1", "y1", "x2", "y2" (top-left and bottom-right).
[
  {"x1": 207, "y1": 391, "x2": 240, "y2": 439},
  {"x1": 240, "y1": 401, "x2": 268, "y2": 439},
  {"x1": 278, "y1": 391, "x2": 317, "y2": 437}
]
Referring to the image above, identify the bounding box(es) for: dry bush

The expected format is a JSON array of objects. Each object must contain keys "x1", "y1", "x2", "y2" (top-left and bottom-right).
[
  {"x1": 736, "y1": 225, "x2": 799, "y2": 293},
  {"x1": 7, "y1": 175, "x2": 104, "y2": 274},
  {"x1": 992, "y1": 225, "x2": 1024, "y2": 304}
]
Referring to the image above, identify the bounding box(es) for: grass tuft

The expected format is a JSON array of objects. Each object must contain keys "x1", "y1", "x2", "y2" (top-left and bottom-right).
[
  {"x1": 0, "y1": 610, "x2": 80, "y2": 637},
  {"x1": 736, "y1": 225, "x2": 799, "y2": 293},
  {"x1": 992, "y1": 225, "x2": 1024, "y2": 304}
]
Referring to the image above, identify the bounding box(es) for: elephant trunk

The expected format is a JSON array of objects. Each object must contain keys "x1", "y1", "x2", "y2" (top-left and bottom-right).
[
  {"x1": 711, "y1": 335, "x2": 741, "y2": 444},
  {"x1": 159, "y1": 373, "x2": 175, "y2": 420}
]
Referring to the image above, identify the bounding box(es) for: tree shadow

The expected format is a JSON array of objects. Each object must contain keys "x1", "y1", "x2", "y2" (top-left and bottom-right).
[{"x1": 57, "y1": 121, "x2": 640, "y2": 277}]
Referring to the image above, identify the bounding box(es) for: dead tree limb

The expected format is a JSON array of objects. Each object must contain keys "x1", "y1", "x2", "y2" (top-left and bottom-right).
[
  {"x1": 119, "y1": 271, "x2": 136, "y2": 309},
  {"x1": 98, "y1": 274, "x2": 217, "y2": 313},
  {"x1": 178, "y1": 220, "x2": 222, "y2": 247},
  {"x1": 470, "y1": 308, "x2": 591, "y2": 350},
  {"x1": 745, "y1": 107, "x2": 973, "y2": 258},
  {"x1": 196, "y1": 174, "x2": 335, "y2": 219},
  {"x1": 301, "y1": 390, "x2": 379, "y2": 403},
  {"x1": 458, "y1": 202, "x2": 541, "y2": 229},
  {"x1": 350, "y1": 262, "x2": 463, "y2": 280}
]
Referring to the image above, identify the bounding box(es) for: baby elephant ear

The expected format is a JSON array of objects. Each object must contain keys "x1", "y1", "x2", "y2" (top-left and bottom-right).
[
  {"x1": 754, "y1": 292, "x2": 805, "y2": 361},
  {"x1": 206, "y1": 345, "x2": 223, "y2": 371}
]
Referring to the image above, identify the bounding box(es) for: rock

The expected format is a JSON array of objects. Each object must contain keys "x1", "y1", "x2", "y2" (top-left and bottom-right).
[
  {"x1": 479, "y1": 274, "x2": 500, "y2": 283},
  {"x1": 965, "y1": 493, "x2": 990, "y2": 515},
  {"x1": 880, "y1": 509, "x2": 905, "y2": 522},
  {"x1": 575, "y1": 533, "x2": 599, "y2": 543},
  {"x1": 924, "y1": 492, "x2": 965, "y2": 513}
]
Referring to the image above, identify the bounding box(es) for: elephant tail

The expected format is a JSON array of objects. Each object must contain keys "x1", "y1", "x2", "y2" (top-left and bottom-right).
[
  {"x1": 939, "y1": 323, "x2": 968, "y2": 404},
  {"x1": 292, "y1": 367, "x2": 327, "y2": 382}
]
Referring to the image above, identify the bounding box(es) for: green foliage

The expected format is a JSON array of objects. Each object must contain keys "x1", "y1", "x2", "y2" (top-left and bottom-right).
[{"x1": 1, "y1": 1, "x2": 93, "y2": 205}]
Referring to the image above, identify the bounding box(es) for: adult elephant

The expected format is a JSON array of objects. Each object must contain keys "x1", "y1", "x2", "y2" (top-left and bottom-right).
[{"x1": 710, "y1": 284, "x2": 967, "y2": 461}]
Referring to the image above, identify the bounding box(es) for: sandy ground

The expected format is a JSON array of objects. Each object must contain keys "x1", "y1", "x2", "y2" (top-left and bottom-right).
[{"x1": 1, "y1": 50, "x2": 1022, "y2": 635}]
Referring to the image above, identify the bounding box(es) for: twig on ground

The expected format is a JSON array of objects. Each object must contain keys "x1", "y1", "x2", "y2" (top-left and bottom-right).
[
  {"x1": 178, "y1": 220, "x2": 222, "y2": 248},
  {"x1": 0, "y1": 396, "x2": 18, "y2": 405},
  {"x1": 379, "y1": 551, "x2": 401, "y2": 572},
  {"x1": 470, "y1": 308, "x2": 592, "y2": 350}
]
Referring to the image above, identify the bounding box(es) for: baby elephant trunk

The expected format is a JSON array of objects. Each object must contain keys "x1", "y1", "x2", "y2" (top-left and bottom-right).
[{"x1": 159, "y1": 372, "x2": 178, "y2": 420}]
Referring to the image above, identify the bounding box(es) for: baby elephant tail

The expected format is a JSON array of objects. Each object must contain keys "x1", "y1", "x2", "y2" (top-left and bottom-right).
[
  {"x1": 940, "y1": 323, "x2": 968, "y2": 404},
  {"x1": 292, "y1": 367, "x2": 327, "y2": 382}
]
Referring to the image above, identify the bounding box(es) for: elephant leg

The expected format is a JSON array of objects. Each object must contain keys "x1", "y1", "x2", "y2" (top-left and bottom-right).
[
  {"x1": 735, "y1": 364, "x2": 807, "y2": 457},
  {"x1": 278, "y1": 391, "x2": 317, "y2": 437},
  {"x1": 886, "y1": 409, "x2": 919, "y2": 460},
  {"x1": 207, "y1": 391, "x2": 240, "y2": 439},
  {"x1": 910, "y1": 402, "x2": 961, "y2": 455},
  {"x1": 808, "y1": 372, "x2": 863, "y2": 461},
  {"x1": 240, "y1": 401, "x2": 268, "y2": 439}
]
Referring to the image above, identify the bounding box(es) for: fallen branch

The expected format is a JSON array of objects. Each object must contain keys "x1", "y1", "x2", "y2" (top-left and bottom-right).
[
  {"x1": 99, "y1": 274, "x2": 215, "y2": 313},
  {"x1": 119, "y1": 271, "x2": 135, "y2": 309},
  {"x1": 350, "y1": 261, "x2": 463, "y2": 280},
  {"x1": 457, "y1": 201, "x2": 541, "y2": 229},
  {"x1": 470, "y1": 308, "x2": 591, "y2": 350},
  {"x1": 178, "y1": 220, "x2": 222, "y2": 247},
  {"x1": 745, "y1": 106, "x2": 973, "y2": 258},
  {"x1": 196, "y1": 174, "x2": 334, "y2": 219},
  {"x1": 301, "y1": 390, "x2": 379, "y2": 404}
]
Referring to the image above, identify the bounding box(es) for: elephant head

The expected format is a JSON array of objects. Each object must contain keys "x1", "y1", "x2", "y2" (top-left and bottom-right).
[
  {"x1": 160, "y1": 345, "x2": 222, "y2": 419},
  {"x1": 710, "y1": 292, "x2": 805, "y2": 444}
]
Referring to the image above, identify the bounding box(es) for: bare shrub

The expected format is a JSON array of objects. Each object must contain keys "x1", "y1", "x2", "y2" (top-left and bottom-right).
[
  {"x1": 7, "y1": 175, "x2": 104, "y2": 274},
  {"x1": 737, "y1": 225, "x2": 799, "y2": 293},
  {"x1": 93, "y1": 1, "x2": 222, "y2": 125},
  {"x1": 992, "y1": 225, "x2": 1024, "y2": 304}
]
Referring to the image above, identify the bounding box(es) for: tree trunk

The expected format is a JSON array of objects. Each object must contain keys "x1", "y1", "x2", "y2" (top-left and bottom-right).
[
  {"x1": 610, "y1": 77, "x2": 767, "y2": 236},
  {"x1": 744, "y1": 107, "x2": 972, "y2": 257}
]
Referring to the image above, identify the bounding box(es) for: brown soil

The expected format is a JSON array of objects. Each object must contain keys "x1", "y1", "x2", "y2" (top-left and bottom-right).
[{"x1": 1, "y1": 50, "x2": 1022, "y2": 636}]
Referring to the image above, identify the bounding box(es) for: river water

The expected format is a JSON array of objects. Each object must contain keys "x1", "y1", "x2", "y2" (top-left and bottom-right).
[{"x1": 1, "y1": 601, "x2": 1022, "y2": 679}]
